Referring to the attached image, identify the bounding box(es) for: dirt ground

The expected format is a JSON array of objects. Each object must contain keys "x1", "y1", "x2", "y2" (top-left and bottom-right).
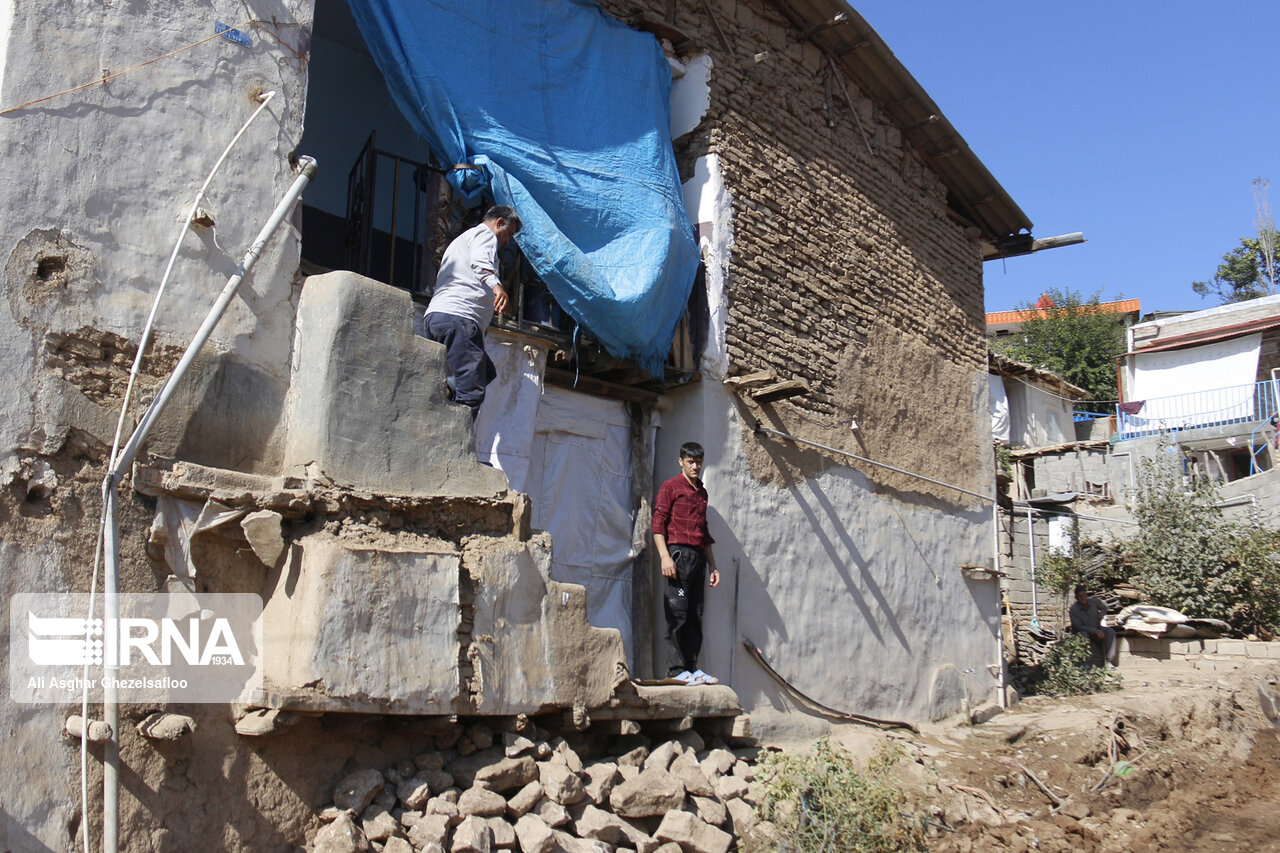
[{"x1": 822, "y1": 658, "x2": 1280, "y2": 853}]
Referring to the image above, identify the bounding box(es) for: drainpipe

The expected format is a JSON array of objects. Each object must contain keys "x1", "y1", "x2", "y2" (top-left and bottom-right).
[
  {"x1": 99, "y1": 157, "x2": 317, "y2": 853},
  {"x1": 992, "y1": 500, "x2": 1007, "y2": 707},
  {"x1": 1026, "y1": 505, "x2": 1040, "y2": 631}
]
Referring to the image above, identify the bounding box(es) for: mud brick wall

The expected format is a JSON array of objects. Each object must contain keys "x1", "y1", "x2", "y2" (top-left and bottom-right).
[
  {"x1": 599, "y1": 0, "x2": 989, "y2": 492},
  {"x1": 602, "y1": 0, "x2": 985, "y2": 415}
]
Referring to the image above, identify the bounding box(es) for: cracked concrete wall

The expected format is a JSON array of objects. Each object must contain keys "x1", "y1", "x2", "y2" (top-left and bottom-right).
[{"x1": 0, "y1": 3, "x2": 315, "y2": 850}]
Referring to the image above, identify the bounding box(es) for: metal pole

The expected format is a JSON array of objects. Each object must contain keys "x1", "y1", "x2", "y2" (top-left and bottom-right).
[
  {"x1": 99, "y1": 157, "x2": 316, "y2": 852},
  {"x1": 751, "y1": 421, "x2": 994, "y2": 503}
]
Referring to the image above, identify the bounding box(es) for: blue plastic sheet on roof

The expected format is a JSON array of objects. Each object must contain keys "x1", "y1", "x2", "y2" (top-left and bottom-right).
[{"x1": 346, "y1": 0, "x2": 700, "y2": 376}]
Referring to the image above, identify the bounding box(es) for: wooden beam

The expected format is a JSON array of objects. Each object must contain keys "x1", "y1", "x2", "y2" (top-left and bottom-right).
[
  {"x1": 751, "y1": 379, "x2": 810, "y2": 403},
  {"x1": 544, "y1": 368, "x2": 660, "y2": 404}
]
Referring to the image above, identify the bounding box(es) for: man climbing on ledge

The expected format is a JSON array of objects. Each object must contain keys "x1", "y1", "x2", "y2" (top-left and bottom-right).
[
  {"x1": 652, "y1": 441, "x2": 721, "y2": 685},
  {"x1": 1069, "y1": 585, "x2": 1118, "y2": 668},
  {"x1": 414, "y1": 204, "x2": 523, "y2": 419}
]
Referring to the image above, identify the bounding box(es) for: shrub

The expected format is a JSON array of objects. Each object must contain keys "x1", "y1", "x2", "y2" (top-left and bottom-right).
[
  {"x1": 1036, "y1": 633, "x2": 1121, "y2": 696},
  {"x1": 1130, "y1": 464, "x2": 1280, "y2": 634},
  {"x1": 755, "y1": 740, "x2": 926, "y2": 853}
]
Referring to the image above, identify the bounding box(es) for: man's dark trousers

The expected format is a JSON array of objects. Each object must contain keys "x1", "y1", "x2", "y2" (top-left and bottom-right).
[
  {"x1": 415, "y1": 310, "x2": 496, "y2": 416},
  {"x1": 663, "y1": 544, "x2": 707, "y2": 677}
]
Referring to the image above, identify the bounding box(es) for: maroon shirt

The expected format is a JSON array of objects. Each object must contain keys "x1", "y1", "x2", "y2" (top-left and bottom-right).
[{"x1": 653, "y1": 473, "x2": 715, "y2": 548}]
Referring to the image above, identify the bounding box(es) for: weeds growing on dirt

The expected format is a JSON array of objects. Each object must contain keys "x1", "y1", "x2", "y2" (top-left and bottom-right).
[
  {"x1": 755, "y1": 739, "x2": 927, "y2": 853},
  {"x1": 1035, "y1": 633, "x2": 1122, "y2": 696}
]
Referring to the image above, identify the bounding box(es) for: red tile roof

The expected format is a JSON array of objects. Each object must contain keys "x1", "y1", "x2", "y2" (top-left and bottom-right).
[{"x1": 986, "y1": 298, "x2": 1140, "y2": 326}]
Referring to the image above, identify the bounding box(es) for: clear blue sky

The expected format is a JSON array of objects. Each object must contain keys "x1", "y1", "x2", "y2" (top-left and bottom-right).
[{"x1": 852, "y1": 2, "x2": 1280, "y2": 316}]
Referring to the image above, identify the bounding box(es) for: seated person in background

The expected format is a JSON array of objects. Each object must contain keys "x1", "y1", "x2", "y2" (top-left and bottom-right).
[{"x1": 1069, "y1": 585, "x2": 1118, "y2": 668}]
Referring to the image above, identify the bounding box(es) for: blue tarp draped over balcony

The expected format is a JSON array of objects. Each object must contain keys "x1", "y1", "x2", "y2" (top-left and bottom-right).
[{"x1": 346, "y1": 0, "x2": 700, "y2": 376}]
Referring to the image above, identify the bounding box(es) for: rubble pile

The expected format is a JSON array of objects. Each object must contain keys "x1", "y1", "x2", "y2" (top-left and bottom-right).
[{"x1": 310, "y1": 723, "x2": 768, "y2": 853}]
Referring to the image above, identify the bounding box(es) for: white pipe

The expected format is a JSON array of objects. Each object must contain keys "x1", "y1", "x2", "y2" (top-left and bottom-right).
[
  {"x1": 1026, "y1": 505, "x2": 1040, "y2": 630},
  {"x1": 751, "y1": 421, "x2": 994, "y2": 503},
  {"x1": 82, "y1": 91, "x2": 278, "y2": 853},
  {"x1": 99, "y1": 157, "x2": 316, "y2": 852},
  {"x1": 992, "y1": 500, "x2": 1007, "y2": 708}
]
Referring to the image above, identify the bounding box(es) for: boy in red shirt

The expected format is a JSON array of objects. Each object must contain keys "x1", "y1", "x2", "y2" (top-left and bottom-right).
[{"x1": 652, "y1": 442, "x2": 721, "y2": 684}]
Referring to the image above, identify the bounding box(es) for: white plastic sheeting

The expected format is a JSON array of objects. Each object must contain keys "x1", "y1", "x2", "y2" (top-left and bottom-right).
[
  {"x1": 475, "y1": 338, "x2": 547, "y2": 490},
  {"x1": 989, "y1": 373, "x2": 1010, "y2": 444},
  {"x1": 477, "y1": 357, "x2": 638, "y2": 660},
  {"x1": 1129, "y1": 333, "x2": 1261, "y2": 428},
  {"x1": 525, "y1": 387, "x2": 635, "y2": 656}
]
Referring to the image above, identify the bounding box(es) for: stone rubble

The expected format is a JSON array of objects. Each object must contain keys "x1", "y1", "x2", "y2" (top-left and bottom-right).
[{"x1": 310, "y1": 725, "x2": 765, "y2": 853}]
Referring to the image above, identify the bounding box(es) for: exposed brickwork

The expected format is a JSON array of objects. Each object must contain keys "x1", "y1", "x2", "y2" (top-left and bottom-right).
[{"x1": 600, "y1": 0, "x2": 986, "y2": 427}]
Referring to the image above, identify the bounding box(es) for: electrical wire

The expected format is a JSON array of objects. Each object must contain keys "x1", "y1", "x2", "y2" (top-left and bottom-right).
[
  {"x1": 741, "y1": 637, "x2": 918, "y2": 733},
  {"x1": 0, "y1": 19, "x2": 305, "y2": 116}
]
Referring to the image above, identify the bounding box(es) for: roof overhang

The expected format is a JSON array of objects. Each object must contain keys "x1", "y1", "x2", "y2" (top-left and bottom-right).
[{"x1": 763, "y1": 0, "x2": 1035, "y2": 254}]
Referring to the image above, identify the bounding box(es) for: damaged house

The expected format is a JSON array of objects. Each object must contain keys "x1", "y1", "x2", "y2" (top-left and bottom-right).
[{"x1": 0, "y1": 0, "x2": 1046, "y2": 849}]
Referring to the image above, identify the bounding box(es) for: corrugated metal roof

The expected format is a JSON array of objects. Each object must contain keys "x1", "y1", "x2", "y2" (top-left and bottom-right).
[{"x1": 768, "y1": 0, "x2": 1032, "y2": 252}]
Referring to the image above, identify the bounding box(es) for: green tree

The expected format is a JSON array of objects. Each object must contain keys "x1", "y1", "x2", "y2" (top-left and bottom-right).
[
  {"x1": 989, "y1": 287, "x2": 1126, "y2": 403},
  {"x1": 1192, "y1": 230, "x2": 1280, "y2": 304}
]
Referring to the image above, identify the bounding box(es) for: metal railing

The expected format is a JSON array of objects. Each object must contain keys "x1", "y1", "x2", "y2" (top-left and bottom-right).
[
  {"x1": 344, "y1": 131, "x2": 441, "y2": 296},
  {"x1": 1117, "y1": 378, "x2": 1280, "y2": 439}
]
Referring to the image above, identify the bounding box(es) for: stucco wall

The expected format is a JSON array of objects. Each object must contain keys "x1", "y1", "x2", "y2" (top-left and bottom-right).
[
  {"x1": 655, "y1": 382, "x2": 1000, "y2": 735},
  {"x1": 0, "y1": 3, "x2": 314, "y2": 849}
]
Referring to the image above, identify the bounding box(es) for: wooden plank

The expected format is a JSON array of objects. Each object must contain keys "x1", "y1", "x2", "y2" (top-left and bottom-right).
[
  {"x1": 750, "y1": 379, "x2": 810, "y2": 403},
  {"x1": 544, "y1": 368, "x2": 660, "y2": 404}
]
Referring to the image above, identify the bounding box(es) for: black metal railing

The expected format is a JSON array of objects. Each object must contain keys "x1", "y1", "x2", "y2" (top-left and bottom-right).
[{"x1": 344, "y1": 131, "x2": 443, "y2": 297}]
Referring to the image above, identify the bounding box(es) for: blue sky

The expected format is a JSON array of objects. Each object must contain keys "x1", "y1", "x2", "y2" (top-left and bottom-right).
[{"x1": 851, "y1": 2, "x2": 1280, "y2": 316}]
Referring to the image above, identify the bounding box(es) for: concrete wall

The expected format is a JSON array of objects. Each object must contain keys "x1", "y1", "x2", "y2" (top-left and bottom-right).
[
  {"x1": 656, "y1": 383, "x2": 1001, "y2": 735},
  {"x1": 0, "y1": 4, "x2": 316, "y2": 849}
]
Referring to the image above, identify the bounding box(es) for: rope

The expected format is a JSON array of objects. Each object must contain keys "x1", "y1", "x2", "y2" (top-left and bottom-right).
[
  {"x1": 741, "y1": 637, "x2": 918, "y2": 733},
  {"x1": 0, "y1": 19, "x2": 306, "y2": 117}
]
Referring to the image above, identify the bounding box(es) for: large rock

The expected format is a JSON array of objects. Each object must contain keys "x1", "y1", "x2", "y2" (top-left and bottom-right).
[
  {"x1": 724, "y1": 797, "x2": 759, "y2": 833},
  {"x1": 398, "y1": 777, "x2": 434, "y2": 811},
  {"x1": 458, "y1": 787, "x2": 508, "y2": 817},
  {"x1": 383, "y1": 838, "x2": 413, "y2": 853},
  {"x1": 506, "y1": 780, "x2": 543, "y2": 817},
  {"x1": 643, "y1": 741, "x2": 683, "y2": 773},
  {"x1": 700, "y1": 749, "x2": 736, "y2": 778},
  {"x1": 539, "y1": 762, "x2": 585, "y2": 805},
  {"x1": 608, "y1": 768, "x2": 685, "y2": 818},
  {"x1": 654, "y1": 810, "x2": 732, "y2": 853},
  {"x1": 714, "y1": 775, "x2": 749, "y2": 801},
  {"x1": 691, "y1": 795, "x2": 727, "y2": 827},
  {"x1": 581, "y1": 762, "x2": 619, "y2": 805},
  {"x1": 532, "y1": 797, "x2": 571, "y2": 827},
  {"x1": 360, "y1": 804, "x2": 403, "y2": 842},
  {"x1": 407, "y1": 814, "x2": 451, "y2": 850},
  {"x1": 333, "y1": 769, "x2": 385, "y2": 813},
  {"x1": 670, "y1": 755, "x2": 715, "y2": 799},
  {"x1": 313, "y1": 813, "x2": 372, "y2": 853},
  {"x1": 451, "y1": 815, "x2": 493, "y2": 853},
  {"x1": 486, "y1": 817, "x2": 516, "y2": 849},
  {"x1": 473, "y1": 755, "x2": 537, "y2": 792},
  {"x1": 573, "y1": 804, "x2": 630, "y2": 844},
  {"x1": 550, "y1": 739, "x2": 585, "y2": 774},
  {"x1": 513, "y1": 814, "x2": 557, "y2": 853},
  {"x1": 446, "y1": 748, "x2": 507, "y2": 789}
]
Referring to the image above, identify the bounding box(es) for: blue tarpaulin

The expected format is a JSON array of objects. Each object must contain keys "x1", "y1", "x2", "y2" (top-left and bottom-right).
[{"x1": 347, "y1": 0, "x2": 701, "y2": 375}]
